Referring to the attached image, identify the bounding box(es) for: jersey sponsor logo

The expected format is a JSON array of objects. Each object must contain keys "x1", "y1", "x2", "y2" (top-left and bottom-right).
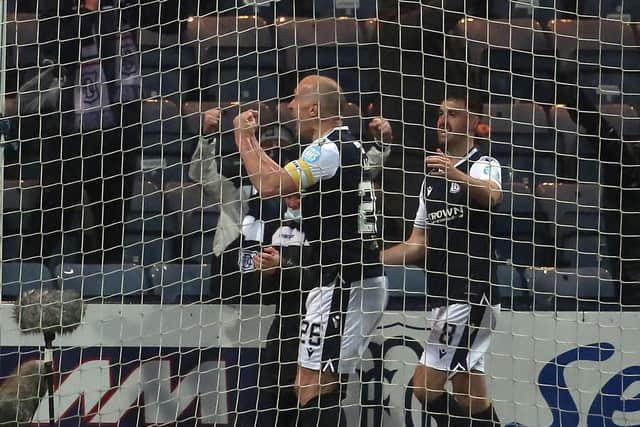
[
  {"x1": 307, "y1": 347, "x2": 315, "y2": 357},
  {"x1": 439, "y1": 348, "x2": 447, "y2": 359},
  {"x1": 426, "y1": 206, "x2": 465, "y2": 224},
  {"x1": 450, "y1": 182, "x2": 461, "y2": 194},
  {"x1": 426, "y1": 186, "x2": 433, "y2": 197},
  {"x1": 302, "y1": 145, "x2": 322, "y2": 163}
]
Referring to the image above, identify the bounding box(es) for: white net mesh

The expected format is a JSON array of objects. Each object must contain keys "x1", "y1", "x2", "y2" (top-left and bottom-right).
[{"x1": 0, "y1": 1, "x2": 639, "y2": 426}]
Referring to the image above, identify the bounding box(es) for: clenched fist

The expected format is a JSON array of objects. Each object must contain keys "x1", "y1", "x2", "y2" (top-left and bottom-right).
[
  {"x1": 234, "y1": 109, "x2": 259, "y2": 137},
  {"x1": 425, "y1": 149, "x2": 465, "y2": 181},
  {"x1": 368, "y1": 117, "x2": 393, "y2": 143},
  {"x1": 203, "y1": 107, "x2": 221, "y2": 135}
]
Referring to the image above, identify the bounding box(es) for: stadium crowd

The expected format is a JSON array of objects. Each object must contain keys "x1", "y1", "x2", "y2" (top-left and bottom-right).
[{"x1": 2, "y1": 0, "x2": 638, "y2": 308}]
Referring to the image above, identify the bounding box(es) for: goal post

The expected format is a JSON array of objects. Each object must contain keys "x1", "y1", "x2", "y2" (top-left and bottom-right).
[{"x1": 0, "y1": 0, "x2": 6, "y2": 303}]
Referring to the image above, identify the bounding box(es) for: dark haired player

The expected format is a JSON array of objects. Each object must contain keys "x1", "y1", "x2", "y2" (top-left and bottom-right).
[{"x1": 382, "y1": 89, "x2": 503, "y2": 426}]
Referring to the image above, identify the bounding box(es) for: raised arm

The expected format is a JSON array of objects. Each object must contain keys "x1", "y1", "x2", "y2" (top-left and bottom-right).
[
  {"x1": 233, "y1": 110, "x2": 297, "y2": 197},
  {"x1": 425, "y1": 149, "x2": 502, "y2": 209}
]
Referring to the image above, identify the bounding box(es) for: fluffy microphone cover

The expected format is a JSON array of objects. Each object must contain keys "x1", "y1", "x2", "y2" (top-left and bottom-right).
[
  {"x1": 0, "y1": 360, "x2": 47, "y2": 426},
  {"x1": 14, "y1": 288, "x2": 84, "y2": 335}
]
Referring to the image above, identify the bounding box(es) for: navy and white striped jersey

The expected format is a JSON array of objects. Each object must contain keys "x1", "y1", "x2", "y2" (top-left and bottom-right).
[
  {"x1": 284, "y1": 126, "x2": 382, "y2": 284},
  {"x1": 414, "y1": 147, "x2": 502, "y2": 305}
]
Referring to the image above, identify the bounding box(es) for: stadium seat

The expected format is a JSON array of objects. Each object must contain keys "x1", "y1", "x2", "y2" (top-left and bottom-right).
[
  {"x1": 276, "y1": 17, "x2": 379, "y2": 105},
  {"x1": 600, "y1": 103, "x2": 640, "y2": 141},
  {"x1": 141, "y1": 98, "x2": 188, "y2": 181},
  {"x1": 492, "y1": 0, "x2": 558, "y2": 23},
  {"x1": 447, "y1": 18, "x2": 553, "y2": 103},
  {"x1": 488, "y1": 0, "x2": 514, "y2": 18},
  {"x1": 549, "y1": 103, "x2": 639, "y2": 183},
  {"x1": 383, "y1": 266, "x2": 426, "y2": 295},
  {"x1": 484, "y1": 102, "x2": 556, "y2": 185},
  {"x1": 139, "y1": 28, "x2": 197, "y2": 102},
  {"x1": 55, "y1": 263, "x2": 148, "y2": 299},
  {"x1": 163, "y1": 181, "x2": 220, "y2": 262},
  {"x1": 184, "y1": 15, "x2": 277, "y2": 102},
  {"x1": 3, "y1": 179, "x2": 39, "y2": 232},
  {"x1": 548, "y1": 105, "x2": 600, "y2": 182},
  {"x1": 125, "y1": 174, "x2": 177, "y2": 265},
  {"x1": 550, "y1": 19, "x2": 640, "y2": 106},
  {"x1": 128, "y1": 175, "x2": 165, "y2": 233},
  {"x1": 492, "y1": 180, "x2": 552, "y2": 267},
  {"x1": 141, "y1": 98, "x2": 182, "y2": 156},
  {"x1": 579, "y1": 0, "x2": 640, "y2": 21},
  {"x1": 552, "y1": 18, "x2": 638, "y2": 55},
  {"x1": 351, "y1": 2, "x2": 378, "y2": 19},
  {"x1": 561, "y1": 233, "x2": 603, "y2": 269},
  {"x1": 139, "y1": 0, "x2": 193, "y2": 34},
  {"x1": 494, "y1": 262, "x2": 530, "y2": 309},
  {"x1": 149, "y1": 263, "x2": 213, "y2": 303},
  {"x1": 536, "y1": 182, "x2": 601, "y2": 233},
  {"x1": 276, "y1": 16, "x2": 375, "y2": 49},
  {"x1": 535, "y1": 181, "x2": 602, "y2": 268},
  {"x1": 1, "y1": 262, "x2": 54, "y2": 300},
  {"x1": 525, "y1": 266, "x2": 618, "y2": 310}
]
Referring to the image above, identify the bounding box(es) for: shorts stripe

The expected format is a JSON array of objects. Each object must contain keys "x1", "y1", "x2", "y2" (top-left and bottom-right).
[
  {"x1": 448, "y1": 304, "x2": 488, "y2": 371},
  {"x1": 299, "y1": 276, "x2": 388, "y2": 374},
  {"x1": 320, "y1": 285, "x2": 351, "y2": 371}
]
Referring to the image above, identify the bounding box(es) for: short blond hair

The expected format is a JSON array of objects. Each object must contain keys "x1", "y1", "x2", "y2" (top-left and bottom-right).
[{"x1": 298, "y1": 75, "x2": 346, "y2": 119}]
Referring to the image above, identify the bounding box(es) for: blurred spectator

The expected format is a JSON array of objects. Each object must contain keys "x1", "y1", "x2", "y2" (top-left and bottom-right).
[
  {"x1": 376, "y1": 1, "x2": 480, "y2": 244},
  {"x1": 191, "y1": 106, "x2": 304, "y2": 425},
  {"x1": 244, "y1": 195, "x2": 316, "y2": 427},
  {"x1": 601, "y1": 126, "x2": 640, "y2": 305},
  {"x1": 36, "y1": 0, "x2": 141, "y2": 263},
  {"x1": 557, "y1": 71, "x2": 640, "y2": 305},
  {"x1": 189, "y1": 107, "x2": 295, "y2": 265},
  {"x1": 190, "y1": 103, "x2": 391, "y2": 292},
  {"x1": 213, "y1": 127, "x2": 295, "y2": 298}
]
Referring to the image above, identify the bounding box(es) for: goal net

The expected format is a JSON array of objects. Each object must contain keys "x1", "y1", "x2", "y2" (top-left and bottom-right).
[{"x1": 0, "y1": 0, "x2": 638, "y2": 426}]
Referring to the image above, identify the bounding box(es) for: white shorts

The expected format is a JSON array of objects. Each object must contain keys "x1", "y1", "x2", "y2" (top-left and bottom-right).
[
  {"x1": 299, "y1": 276, "x2": 388, "y2": 374},
  {"x1": 420, "y1": 303, "x2": 500, "y2": 374}
]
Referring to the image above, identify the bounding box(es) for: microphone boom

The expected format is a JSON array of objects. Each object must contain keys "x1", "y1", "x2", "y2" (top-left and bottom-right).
[{"x1": 14, "y1": 289, "x2": 84, "y2": 335}]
